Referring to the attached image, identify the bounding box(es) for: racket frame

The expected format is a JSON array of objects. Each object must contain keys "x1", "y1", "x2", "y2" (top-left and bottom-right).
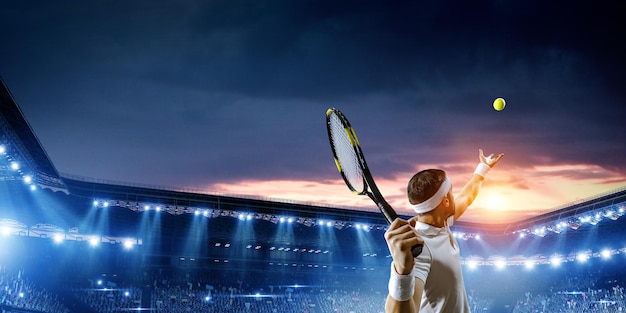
[{"x1": 325, "y1": 108, "x2": 399, "y2": 224}]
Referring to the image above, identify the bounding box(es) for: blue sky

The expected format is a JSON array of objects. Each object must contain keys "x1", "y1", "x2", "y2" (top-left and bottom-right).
[{"x1": 1, "y1": 0, "x2": 625, "y2": 223}]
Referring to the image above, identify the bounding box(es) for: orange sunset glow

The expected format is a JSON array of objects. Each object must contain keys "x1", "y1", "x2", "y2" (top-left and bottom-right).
[{"x1": 209, "y1": 161, "x2": 626, "y2": 224}]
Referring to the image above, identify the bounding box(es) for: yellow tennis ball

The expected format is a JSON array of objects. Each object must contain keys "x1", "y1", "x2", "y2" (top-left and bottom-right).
[{"x1": 493, "y1": 97, "x2": 506, "y2": 111}]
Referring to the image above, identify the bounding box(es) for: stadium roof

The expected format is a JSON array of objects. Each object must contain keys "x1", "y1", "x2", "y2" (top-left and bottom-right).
[{"x1": 0, "y1": 76, "x2": 67, "y2": 193}]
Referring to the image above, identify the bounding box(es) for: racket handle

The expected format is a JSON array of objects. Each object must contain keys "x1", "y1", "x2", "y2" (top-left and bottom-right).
[
  {"x1": 375, "y1": 199, "x2": 422, "y2": 256},
  {"x1": 411, "y1": 243, "x2": 423, "y2": 257}
]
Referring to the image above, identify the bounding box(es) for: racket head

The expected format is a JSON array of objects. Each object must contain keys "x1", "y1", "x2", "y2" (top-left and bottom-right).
[
  {"x1": 325, "y1": 108, "x2": 368, "y2": 195},
  {"x1": 325, "y1": 108, "x2": 420, "y2": 256}
]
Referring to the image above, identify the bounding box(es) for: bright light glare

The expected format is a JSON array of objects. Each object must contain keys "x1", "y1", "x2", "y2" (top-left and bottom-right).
[
  {"x1": 486, "y1": 194, "x2": 505, "y2": 209},
  {"x1": 89, "y1": 237, "x2": 100, "y2": 247},
  {"x1": 23, "y1": 176, "x2": 32, "y2": 183},
  {"x1": 601, "y1": 249, "x2": 611, "y2": 259},
  {"x1": 524, "y1": 260, "x2": 534, "y2": 270},
  {"x1": 494, "y1": 260, "x2": 506, "y2": 270},
  {"x1": 53, "y1": 234, "x2": 64, "y2": 244},
  {"x1": 0, "y1": 145, "x2": 5, "y2": 154},
  {"x1": 576, "y1": 253, "x2": 589, "y2": 263},
  {"x1": 10, "y1": 162, "x2": 19, "y2": 170},
  {"x1": 123, "y1": 240, "x2": 134, "y2": 250},
  {"x1": 467, "y1": 260, "x2": 478, "y2": 270},
  {"x1": 550, "y1": 256, "x2": 562, "y2": 267}
]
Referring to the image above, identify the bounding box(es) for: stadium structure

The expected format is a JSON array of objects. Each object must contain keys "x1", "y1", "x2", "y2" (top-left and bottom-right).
[{"x1": 1, "y1": 76, "x2": 625, "y2": 312}]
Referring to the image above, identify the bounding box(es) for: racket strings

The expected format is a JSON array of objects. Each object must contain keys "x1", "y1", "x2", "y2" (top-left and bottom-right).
[{"x1": 328, "y1": 114, "x2": 366, "y2": 193}]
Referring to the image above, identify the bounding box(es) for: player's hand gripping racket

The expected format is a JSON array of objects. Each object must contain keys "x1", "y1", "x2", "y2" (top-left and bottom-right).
[{"x1": 325, "y1": 108, "x2": 422, "y2": 257}]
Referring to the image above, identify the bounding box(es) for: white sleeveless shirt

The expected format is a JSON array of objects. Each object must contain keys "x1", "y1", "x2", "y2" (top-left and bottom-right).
[{"x1": 411, "y1": 216, "x2": 470, "y2": 313}]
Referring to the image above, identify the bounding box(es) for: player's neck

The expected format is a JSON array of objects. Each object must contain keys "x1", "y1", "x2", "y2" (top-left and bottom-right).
[{"x1": 417, "y1": 212, "x2": 447, "y2": 228}]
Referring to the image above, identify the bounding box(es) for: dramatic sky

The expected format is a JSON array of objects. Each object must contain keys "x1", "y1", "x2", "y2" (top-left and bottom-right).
[{"x1": 1, "y1": 1, "x2": 625, "y2": 223}]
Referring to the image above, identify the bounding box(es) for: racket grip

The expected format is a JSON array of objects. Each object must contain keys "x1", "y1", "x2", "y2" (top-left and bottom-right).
[{"x1": 411, "y1": 243, "x2": 423, "y2": 257}]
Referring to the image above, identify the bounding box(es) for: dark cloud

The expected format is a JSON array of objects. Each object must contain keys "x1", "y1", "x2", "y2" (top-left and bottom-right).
[{"x1": 0, "y1": 0, "x2": 625, "y2": 192}]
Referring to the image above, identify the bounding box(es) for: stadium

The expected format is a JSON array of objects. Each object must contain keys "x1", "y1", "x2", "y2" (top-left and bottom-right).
[{"x1": 1, "y1": 76, "x2": 625, "y2": 313}]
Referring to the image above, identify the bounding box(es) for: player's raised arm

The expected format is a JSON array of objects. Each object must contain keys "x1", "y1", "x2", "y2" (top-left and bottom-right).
[{"x1": 453, "y1": 149, "x2": 504, "y2": 222}]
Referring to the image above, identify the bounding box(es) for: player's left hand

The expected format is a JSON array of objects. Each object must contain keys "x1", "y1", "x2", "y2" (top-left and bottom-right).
[{"x1": 479, "y1": 149, "x2": 504, "y2": 168}]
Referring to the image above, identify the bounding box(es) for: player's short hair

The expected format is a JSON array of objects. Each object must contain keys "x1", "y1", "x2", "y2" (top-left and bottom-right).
[{"x1": 407, "y1": 169, "x2": 447, "y2": 205}]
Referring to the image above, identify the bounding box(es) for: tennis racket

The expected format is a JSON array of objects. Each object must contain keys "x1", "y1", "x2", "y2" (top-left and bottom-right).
[{"x1": 325, "y1": 108, "x2": 422, "y2": 257}]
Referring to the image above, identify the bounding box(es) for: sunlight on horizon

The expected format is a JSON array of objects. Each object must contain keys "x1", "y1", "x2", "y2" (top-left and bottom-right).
[{"x1": 207, "y1": 162, "x2": 626, "y2": 224}]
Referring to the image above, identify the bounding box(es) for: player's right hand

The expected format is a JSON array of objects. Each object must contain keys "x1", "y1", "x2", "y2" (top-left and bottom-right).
[{"x1": 384, "y1": 218, "x2": 423, "y2": 275}]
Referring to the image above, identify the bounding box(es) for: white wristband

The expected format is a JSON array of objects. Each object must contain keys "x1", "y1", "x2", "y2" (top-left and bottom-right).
[
  {"x1": 474, "y1": 163, "x2": 490, "y2": 178},
  {"x1": 388, "y1": 263, "x2": 415, "y2": 301}
]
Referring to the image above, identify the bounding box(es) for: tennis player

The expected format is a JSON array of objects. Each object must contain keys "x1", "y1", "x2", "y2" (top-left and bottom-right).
[{"x1": 384, "y1": 149, "x2": 504, "y2": 313}]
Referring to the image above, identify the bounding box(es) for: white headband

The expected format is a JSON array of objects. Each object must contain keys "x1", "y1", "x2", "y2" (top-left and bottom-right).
[{"x1": 411, "y1": 177, "x2": 451, "y2": 214}]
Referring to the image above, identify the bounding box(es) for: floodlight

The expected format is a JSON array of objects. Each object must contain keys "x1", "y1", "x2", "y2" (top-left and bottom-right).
[
  {"x1": 89, "y1": 237, "x2": 100, "y2": 247},
  {"x1": 550, "y1": 256, "x2": 562, "y2": 267},
  {"x1": 53, "y1": 234, "x2": 64, "y2": 244},
  {"x1": 576, "y1": 253, "x2": 589, "y2": 263},
  {"x1": 467, "y1": 260, "x2": 478, "y2": 270},
  {"x1": 494, "y1": 260, "x2": 506, "y2": 270},
  {"x1": 524, "y1": 260, "x2": 534, "y2": 270},
  {"x1": 601, "y1": 249, "x2": 611, "y2": 259}
]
